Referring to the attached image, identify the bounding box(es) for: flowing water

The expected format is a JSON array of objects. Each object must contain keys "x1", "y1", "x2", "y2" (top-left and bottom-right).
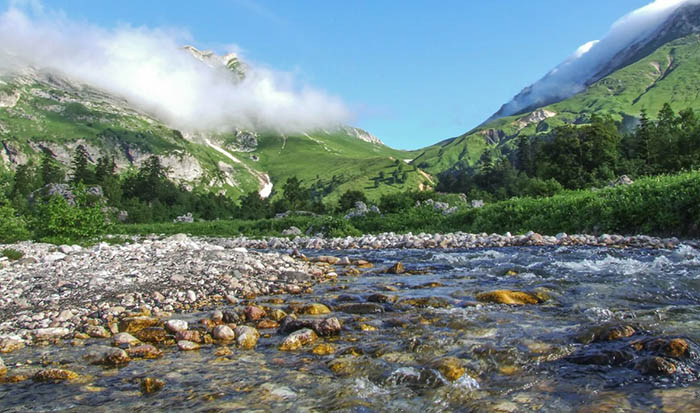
[{"x1": 2, "y1": 246, "x2": 700, "y2": 412}]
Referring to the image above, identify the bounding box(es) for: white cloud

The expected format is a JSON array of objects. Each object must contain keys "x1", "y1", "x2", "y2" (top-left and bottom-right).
[
  {"x1": 0, "y1": 4, "x2": 351, "y2": 133},
  {"x1": 495, "y1": 0, "x2": 700, "y2": 118}
]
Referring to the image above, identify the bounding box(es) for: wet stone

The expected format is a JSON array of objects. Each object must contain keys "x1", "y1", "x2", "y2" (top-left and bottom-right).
[
  {"x1": 268, "y1": 309, "x2": 288, "y2": 322},
  {"x1": 134, "y1": 327, "x2": 169, "y2": 344},
  {"x1": 222, "y1": 311, "x2": 241, "y2": 324},
  {"x1": 86, "y1": 346, "x2": 131, "y2": 367},
  {"x1": 33, "y1": 368, "x2": 79, "y2": 382},
  {"x1": 635, "y1": 356, "x2": 677, "y2": 376},
  {"x1": 431, "y1": 357, "x2": 466, "y2": 381},
  {"x1": 112, "y1": 332, "x2": 140, "y2": 347},
  {"x1": 176, "y1": 330, "x2": 202, "y2": 344},
  {"x1": 312, "y1": 344, "x2": 336, "y2": 355},
  {"x1": 0, "y1": 356, "x2": 5, "y2": 376},
  {"x1": 300, "y1": 303, "x2": 331, "y2": 315},
  {"x1": 235, "y1": 326, "x2": 260, "y2": 349},
  {"x1": 164, "y1": 319, "x2": 189, "y2": 334},
  {"x1": 367, "y1": 294, "x2": 398, "y2": 304},
  {"x1": 213, "y1": 325, "x2": 236, "y2": 341},
  {"x1": 177, "y1": 340, "x2": 201, "y2": 351},
  {"x1": 257, "y1": 320, "x2": 279, "y2": 329},
  {"x1": 311, "y1": 317, "x2": 342, "y2": 337},
  {"x1": 386, "y1": 262, "x2": 405, "y2": 274},
  {"x1": 475, "y1": 290, "x2": 541, "y2": 305},
  {"x1": 85, "y1": 325, "x2": 111, "y2": 339},
  {"x1": 337, "y1": 303, "x2": 384, "y2": 314},
  {"x1": 398, "y1": 296, "x2": 452, "y2": 308},
  {"x1": 244, "y1": 306, "x2": 266, "y2": 322},
  {"x1": 141, "y1": 377, "x2": 165, "y2": 394},
  {"x1": 119, "y1": 317, "x2": 160, "y2": 333},
  {"x1": 280, "y1": 328, "x2": 318, "y2": 351},
  {"x1": 0, "y1": 337, "x2": 25, "y2": 353},
  {"x1": 126, "y1": 344, "x2": 163, "y2": 359}
]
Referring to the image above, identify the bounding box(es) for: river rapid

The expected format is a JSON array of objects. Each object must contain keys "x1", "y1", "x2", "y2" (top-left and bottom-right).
[{"x1": 1, "y1": 245, "x2": 700, "y2": 412}]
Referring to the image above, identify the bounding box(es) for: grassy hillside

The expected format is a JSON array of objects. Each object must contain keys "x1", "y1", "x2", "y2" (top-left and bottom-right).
[
  {"x1": 414, "y1": 34, "x2": 700, "y2": 175},
  {"x1": 0, "y1": 72, "x2": 430, "y2": 201}
]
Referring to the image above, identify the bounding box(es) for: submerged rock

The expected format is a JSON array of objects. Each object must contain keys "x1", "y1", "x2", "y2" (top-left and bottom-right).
[
  {"x1": 475, "y1": 290, "x2": 542, "y2": 305},
  {"x1": 0, "y1": 337, "x2": 24, "y2": 353},
  {"x1": 235, "y1": 326, "x2": 260, "y2": 349},
  {"x1": 135, "y1": 327, "x2": 168, "y2": 344},
  {"x1": 635, "y1": 356, "x2": 677, "y2": 375},
  {"x1": 337, "y1": 303, "x2": 384, "y2": 314},
  {"x1": 119, "y1": 317, "x2": 160, "y2": 334},
  {"x1": 33, "y1": 369, "x2": 79, "y2": 382},
  {"x1": 300, "y1": 303, "x2": 331, "y2": 315},
  {"x1": 0, "y1": 356, "x2": 5, "y2": 376},
  {"x1": 177, "y1": 340, "x2": 201, "y2": 351},
  {"x1": 431, "y1": 357, "x2": 466, "y2": 381},
  {"x1": 141, "y1": 377, "x2": 165, "y2": 394},
  {"x1": 86, "y1": 346, "x2": 131, "y2": 366},
  {"x1": 280, "y1": 328, "x2": 318, "y2": 351},
  {"x1": 127, "y1": 344, "x2": 163, "y2": 359},
  {"x1": 112, "y1": 332, "x2": 140, "y2": 347}
]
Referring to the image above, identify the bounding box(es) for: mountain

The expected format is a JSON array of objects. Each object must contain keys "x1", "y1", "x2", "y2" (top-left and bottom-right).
[
  {"x1": 0, "y1": 47, "x2": 429, "y2": 201},
  {"x1": 413, "y1": 2, "x2": 700, "y2": 175}
]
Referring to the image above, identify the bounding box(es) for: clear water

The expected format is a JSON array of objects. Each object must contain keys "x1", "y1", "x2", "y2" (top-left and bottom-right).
[{"x1": 1, "y1": 246, "x2": 700, "y2": 412}]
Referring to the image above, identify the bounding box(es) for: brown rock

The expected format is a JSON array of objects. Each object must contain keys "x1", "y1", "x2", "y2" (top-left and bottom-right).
[
  {"x1": 635, "y1": 357, "x2": 677, "y2": 375},
  {"x1": 312, "y1": 344, "x2": 336, "y2": 355},
  {"x1": 312, "y1": 317, "x2": 342, "y2": 337},
  {"x1": 33, "y1": 369, "x2": 79, "y2": 382},
  {"x1": 432, "y1": 357, "x2": 466, "y2": 381},
  {"x1": 235, "y1": 326, "x2": 260, "y2": 349},
  {"x1": 141, "y1": 377, "x2": 165, "y2": 394},
  {"x1": 386, "y1": 262, "x2": 405, "y2": 274},
  {"x1": 300, "y1": 303, "x2": 331, "y2": 315},
  {"x1": 476, "y1": 290, "x2": 541, "y2": 305},
  {"x1": 257, "y1": 319, "x2": 279, "y2": 329},
  {"x1": 85, "y1": 325, "x2": 111, "y2": 339},
  {"x1": 119, "y1": 317, "x2": 160, "y2": 333},
  {"x1": 244, "y1": 306, "x2": 266, "y2": 322},
  {"x1": 0, "y1": 337, "x2": 24, "y2": 353},
  {"x1": 176, "y1": 330, "x2": 202, "y2": 343},
  {"x1": 177, "y1": 340, "x2": 201, "y2": 351},
  {"x1": 212, "y1": 325, "x2": 236, "y2": 341},
  {"x1": 280, "y1": 328, "x2": 318, "y2": 351},
  {"x1": 134, "y1": 327, "x2": 169, "y2": 343},
  {"x1": 127, "y1": 345, "x2": 163, "y2": 359}
]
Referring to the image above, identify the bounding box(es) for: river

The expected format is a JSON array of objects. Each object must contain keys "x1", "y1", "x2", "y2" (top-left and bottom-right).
[{"x1": 1, "y1": 245, "x2": 699, "y2": 412}]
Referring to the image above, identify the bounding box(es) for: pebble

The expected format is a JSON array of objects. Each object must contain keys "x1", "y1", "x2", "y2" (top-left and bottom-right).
[
  {"x1": 33, "y1": 327, "x2": 70, "y2": 341},
  {"x1": 33, "y1": 368, "x2": 79, "y2": 382},
  {"x1": 164, "y1": 320, "x2": 189, "y2": 334},
  {"x1": 279, "y1": 328, "x2": 318, "y2": 351},
  {"x1": 235, "y1": 326, "x2": 260, "y2": 349},
  {"x1": 112, "y1": 332, "x2": 141, "y2": 347},
  {"x1": 212, "y1": 325, "x2": 236, "y2": 341},
  {"x1": 177, "y1": 340, "x2": 201, "y2": 351}
]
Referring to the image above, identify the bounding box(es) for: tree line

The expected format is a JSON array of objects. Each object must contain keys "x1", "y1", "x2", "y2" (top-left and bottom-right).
[{"x1": 437, "y1": 104, "x2": 700, "y2": 200}]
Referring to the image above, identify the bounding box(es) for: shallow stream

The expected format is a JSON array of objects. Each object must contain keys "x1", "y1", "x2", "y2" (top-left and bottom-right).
[{"x1": 2, "y1": 246, "x2": 700, "y2": 412}]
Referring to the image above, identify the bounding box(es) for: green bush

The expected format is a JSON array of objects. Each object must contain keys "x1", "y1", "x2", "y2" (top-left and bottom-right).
[
  {"x1": 1, "y1": 248, "x2": 24, "y2": 260},
  {"x1": 0, "y1": 204, "x2": 31, "y2": 243},
  {"x1": 32, "y1": 187, "x2": 110, "y2": 242}
]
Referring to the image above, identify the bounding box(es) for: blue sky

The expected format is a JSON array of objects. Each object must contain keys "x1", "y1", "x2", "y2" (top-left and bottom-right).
[{"x1": 4, "y1": 0, "x2": 652, "y2": 149}]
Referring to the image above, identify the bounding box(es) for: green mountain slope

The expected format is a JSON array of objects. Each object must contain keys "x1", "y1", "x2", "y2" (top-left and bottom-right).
[
  {"x1": 414, "y1": 34, "x2": 700, "y2": 175},
  {"x1": 0, "y1": 67, "x2": 430, "y2": 201}
]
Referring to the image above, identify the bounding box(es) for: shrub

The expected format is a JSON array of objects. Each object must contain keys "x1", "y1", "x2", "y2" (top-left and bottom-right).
[
  {"x1": 1, "y1": 248, "x2": 24, "y2": 260},
  {"x1": 32, "y1": 186, "x2": 110, "y2": 242},
  {"x1": 0, "y1": 204, "x2": 31, "y2": 243}
]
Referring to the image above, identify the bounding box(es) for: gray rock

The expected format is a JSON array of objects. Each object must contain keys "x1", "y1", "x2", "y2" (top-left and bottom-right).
[{"x1": 164, "y1": 320, "x2": 188, "y2": 334}]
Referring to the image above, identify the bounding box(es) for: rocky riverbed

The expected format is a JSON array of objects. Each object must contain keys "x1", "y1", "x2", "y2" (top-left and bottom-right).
[
  {"x1": 223, "y1": 231, "x2": 685, "y2": 250},
  {"x1": 1, "y1": 235, "x2": 699, "y2": 411},
  {"x1": 0, "y1": 234, "x2": 333, "y2": 344}
]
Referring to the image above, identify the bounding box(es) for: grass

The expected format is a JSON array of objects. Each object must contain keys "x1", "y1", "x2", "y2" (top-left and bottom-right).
[
  {"x1": 1, "y1": 248, "x2": 24, "y2": 260},
  {"x1": 109, "y1": 171, "x2": 700, "y2": 239}
]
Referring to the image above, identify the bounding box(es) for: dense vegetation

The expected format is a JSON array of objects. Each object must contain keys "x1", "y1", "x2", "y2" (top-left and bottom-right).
[
  {"x1": 2, "y1": 104, "x2": 700, "y2": 243},
  {"x1": 437, "y1": 105, "x2": 700, "y2": 201}
]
